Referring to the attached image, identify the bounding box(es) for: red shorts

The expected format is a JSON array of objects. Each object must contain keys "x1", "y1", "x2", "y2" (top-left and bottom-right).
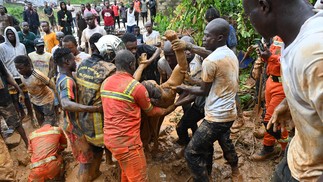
[{"x1": 66, "y1": 132, "x2": 93, "y2": 164}]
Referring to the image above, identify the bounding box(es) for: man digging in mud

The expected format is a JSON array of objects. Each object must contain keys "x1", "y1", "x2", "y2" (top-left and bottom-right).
[
  {"x1": 174, "y1": 18, "x2": 240, "y2": 181},
  {"x1": 243, "y1": 0, "x2": 323, "y2": 181}
]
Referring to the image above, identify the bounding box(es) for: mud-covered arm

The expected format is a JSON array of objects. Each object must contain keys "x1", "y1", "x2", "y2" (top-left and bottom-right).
[
  {"x1": 172, "y1": 39, "x2": 212, "y2": 59},
  {"x1": 162, "y1": 30, "x2": 188, "y2": 88},
  {"x1": 134, "y1": 84, "x2": 176, "y2": 116},
  {"x1": 133, "y1": 53, "x2": 149, "y2": 81},
  {"x1": 48, "y1": 57, "x2": 56, "y2": 79},
  {"x1": 175, "y1": 82, "x2": 212, "y2": 96}
]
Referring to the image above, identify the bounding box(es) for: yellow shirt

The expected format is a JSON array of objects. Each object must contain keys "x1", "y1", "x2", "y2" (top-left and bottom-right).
[
  {"x1": 28, "y1": 51, "x2": 52, "y2": 77},
  {"x1": 43, "y1": 32, "x2": 59, "y2": 53}
]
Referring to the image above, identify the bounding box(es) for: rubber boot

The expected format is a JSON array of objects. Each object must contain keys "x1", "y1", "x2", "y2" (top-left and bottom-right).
[{"x1": 251, "y1": 145, "x2": 276, "y2": 161}]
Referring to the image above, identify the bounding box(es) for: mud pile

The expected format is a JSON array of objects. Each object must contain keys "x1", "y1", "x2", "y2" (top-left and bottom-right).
[{"x1": 8, "y1": 107, "x2": 282, "y2": 181}]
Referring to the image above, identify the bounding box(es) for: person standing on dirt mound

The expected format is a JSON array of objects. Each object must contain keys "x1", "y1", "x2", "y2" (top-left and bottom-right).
[
  {"x1": 243, "y1": 0, "x2": 323, "y2": 181},
  {"x1": 251, "y1": 36, "x2": 289, "y2": 161},
  {"x1": 101, "y1": 49, "x2": 176, "y2": 182},
  {"x1": 174, "y1": 18, "x2": 240, "y2": 181}
]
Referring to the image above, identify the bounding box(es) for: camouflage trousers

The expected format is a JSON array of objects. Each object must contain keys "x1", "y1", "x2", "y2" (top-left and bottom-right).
[{"x1": 184, "y1": 120, "x2": 238, "y2": 182}]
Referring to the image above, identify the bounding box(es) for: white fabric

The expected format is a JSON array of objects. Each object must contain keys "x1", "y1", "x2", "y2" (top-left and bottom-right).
[
  {"x1": 126, "y1": 9, "x2": 136, "y2": 26},
  {"x1": 0, "y1": 27, "x2": 27, "y2": 78},
  {"x1": 75, "y1": 51, "x2": 90, "y2": 68},
  {"x1": 66, "y1": 4, "x2": 76, "y2": 17},
  {"x1": 314, "y1": 0, "x2": 323, "y2": 9},
  {"x1": 158, "y1": 54, "x2": 202, "y2": 81},
  {"x1": 281, "y1": 11, "x2": 323, "y2": 181},
  {"x1": 201, "y1": 45, "x2": 239, "y2": 123},
  {"x1": 81, "y1": 25, "x2": 107, "y2": 55},
  {"x1": 189, "y1": 54, "x2": 203, "y2": 80},
  {"x1": 143, "y1": 30, "x2": 160, "y2": 45}
]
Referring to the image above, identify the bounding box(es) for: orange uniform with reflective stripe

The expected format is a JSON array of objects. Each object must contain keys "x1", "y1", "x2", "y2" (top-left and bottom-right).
[
  {"x1": 28, "y1": 124, "x2": 67, "y2": 181},
  {"x1": 263, "y1": 36, "x2": 288, "y2": 148},
  {"x1": 265, "y1": 36, "x2": 284, "y2": 76},
  {"x1": 101, "y1": 72, "x2": 166, "y2": 154}
]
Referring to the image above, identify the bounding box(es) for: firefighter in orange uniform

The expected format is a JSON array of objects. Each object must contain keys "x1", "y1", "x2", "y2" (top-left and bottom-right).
[
  {"x1": 28, "y1": 120, "x2": 67, "y2": 181},
  {"x1": 252, "y1": 36, "x2": 289, "y2": 160}
]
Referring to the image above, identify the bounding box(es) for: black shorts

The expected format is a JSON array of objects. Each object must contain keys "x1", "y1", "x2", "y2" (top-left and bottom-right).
[
  {"x1": 49, "y1": 17, "x2": 56, "y2": 26},
  {"x1": 141, "y1": 12, "x2": 147, "y2": 18}
]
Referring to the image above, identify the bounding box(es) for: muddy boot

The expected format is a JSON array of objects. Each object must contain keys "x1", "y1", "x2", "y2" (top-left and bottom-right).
[{"x1": 251, "y1": 145, "x2": 276, "y2": 161}]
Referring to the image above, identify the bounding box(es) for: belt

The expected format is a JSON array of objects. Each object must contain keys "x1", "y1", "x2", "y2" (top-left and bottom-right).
[
  {"x1": 271, "y1": 75, "x2": 282, "y2": 83},
  {"x1": 29, "y1": 156, "x2": 57, "y2": 169}
]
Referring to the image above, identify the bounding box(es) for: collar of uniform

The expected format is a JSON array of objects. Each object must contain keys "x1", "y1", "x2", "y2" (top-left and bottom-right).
[{"x1": 116, "y1": 71, "x2": 133, "y2": 77}]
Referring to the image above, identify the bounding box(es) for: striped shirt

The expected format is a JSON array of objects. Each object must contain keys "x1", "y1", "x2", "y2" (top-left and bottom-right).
[
  {"x1": 20, "y1": 69, "x2": 54, "y2": 106},
  {"x1": 56, "y1": 73, "x2": 82, "y2": 136}
]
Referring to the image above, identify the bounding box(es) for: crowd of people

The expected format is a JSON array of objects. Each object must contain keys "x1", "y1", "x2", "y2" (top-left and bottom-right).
[{"x1": 0, "y1": 0, "x2": 322, "y2": 182}]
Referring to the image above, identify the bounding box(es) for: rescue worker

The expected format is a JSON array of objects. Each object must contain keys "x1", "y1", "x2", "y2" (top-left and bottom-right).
[
  {"x1": 28, "y1": 120, "x2": 67, "y2": 181},
  {"x1": 101, "y1": 49, "x2": 176, "y2": 182},
  {"x1": 76, "y1": 33, "x2": 122, "y2": 180},
  {"x1": 251, "y1": 36, "x2": 289, "y2": 160},
  {"x1": 243, "y1": 0, "x2": 323, "y2": 181}
]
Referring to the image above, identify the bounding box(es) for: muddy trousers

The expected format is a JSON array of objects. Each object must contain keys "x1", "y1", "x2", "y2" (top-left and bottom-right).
[
  {"x1": 114, "y1": 146, "x2": 148, "y2": 182},
  {"x1": 184, "y1": 120, "x2": 238, "y2": 182},
  {"x1": 272, "y1": 146, "x2": 298, "y2": 182},
  {"x1": 28, "y1": 155, "x2": 64, "y2": 182},
  {"x1": 176, "y1": 104, "x2": 204, "y2": 145},
  {"x1": 263, "y1": 78, "x2": 288, "y2": 149}
]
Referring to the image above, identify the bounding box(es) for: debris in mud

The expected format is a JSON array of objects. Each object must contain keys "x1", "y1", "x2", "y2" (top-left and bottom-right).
[{"x1": 5, "y1": 132, "x2": 21, "y2": 149}]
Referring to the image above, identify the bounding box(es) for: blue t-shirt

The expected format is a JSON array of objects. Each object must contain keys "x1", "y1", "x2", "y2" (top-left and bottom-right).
[{"x1": 227, "y1": 25, "x2": 238, "y2": 49}]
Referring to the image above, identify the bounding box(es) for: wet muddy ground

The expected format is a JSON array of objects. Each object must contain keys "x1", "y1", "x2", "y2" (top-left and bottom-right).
[{"x1": 6, "y1": 107, "x2": 282, "y2": 181}]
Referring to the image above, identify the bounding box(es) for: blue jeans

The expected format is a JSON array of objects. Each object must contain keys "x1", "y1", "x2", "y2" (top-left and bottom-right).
[
  {"x1": 126, "y1": 25, "x2": 136, "y2": 34},
  {"x1": 185, "y1": 120, "x2": 238, "y2": 182}
]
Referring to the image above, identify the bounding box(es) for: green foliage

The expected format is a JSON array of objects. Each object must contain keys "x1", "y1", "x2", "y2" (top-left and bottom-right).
[
  {"x1": 5, "y1": 3, "x2": 24, "y2": 23},
  {"x1": 155, "y1": 0, "x2": 259, "y2": 51}
]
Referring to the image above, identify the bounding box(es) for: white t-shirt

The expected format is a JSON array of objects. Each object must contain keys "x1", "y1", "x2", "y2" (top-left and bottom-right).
[
  {"x1": 81, "y1": 25, "x2": 107, "y2": 55},
  {"x1": 75, "y1": 51, "x2": 90, "y2": 68},
  {"x1": 158, "y1": 54, "x2": 203, "y2": 81},
  {"x1": 201, "y1": 45, "x2": 239, "y2": 123},
  {"x1": 28, "y1": 51, "x2": 52, "y2": 77},
  {"x1": 126, "y1": 8, "x2": 136, "y2": 26},
  {"x1": 143, "y1": 30, "x2": 160, "y2": 45},
  {"x1": 281, "y1": 11, "x2": 323, "y2": 181},
  {"x1": 66, "y1": 4, "x2": 76, "y2": 18}
]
